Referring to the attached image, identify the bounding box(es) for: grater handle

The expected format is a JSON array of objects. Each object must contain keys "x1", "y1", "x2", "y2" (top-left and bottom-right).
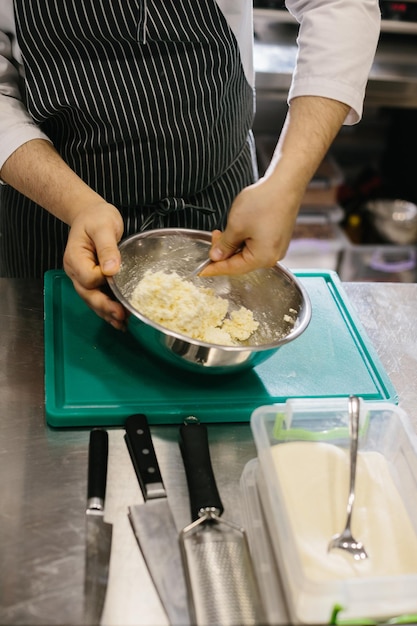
[{"x1": 179, "y1": 418, "x2": 224, "y2": 521}]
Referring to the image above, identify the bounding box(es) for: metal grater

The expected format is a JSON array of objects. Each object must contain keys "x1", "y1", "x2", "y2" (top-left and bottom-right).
[
  {"x1": 179, "y1": 418, "x2": 266, "y2": 626},
  {"x1": 180, "y1": 512, "x2": 264, "y2": 625}
]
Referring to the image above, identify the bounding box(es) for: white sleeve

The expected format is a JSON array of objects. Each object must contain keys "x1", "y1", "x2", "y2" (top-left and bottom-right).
[
  {"x1": 286, "y1": 0, "x2": 381, "y2": 125},
  {"x1": 0, "y1": 7, "x2": 51, "y2": 173}
]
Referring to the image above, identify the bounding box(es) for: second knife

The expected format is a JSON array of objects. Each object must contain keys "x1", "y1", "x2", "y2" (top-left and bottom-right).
[
  {"x1": 84, "y1": 428, "x2": 113, "y2": 626},
  {"x1": 125, "y1": 413, "x2": 190, "y2": 626}
]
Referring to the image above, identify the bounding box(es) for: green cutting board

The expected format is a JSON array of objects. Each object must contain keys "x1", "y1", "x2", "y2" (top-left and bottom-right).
[{"x1": 44, "y1": 270, "x2": 397, "y2": 427}]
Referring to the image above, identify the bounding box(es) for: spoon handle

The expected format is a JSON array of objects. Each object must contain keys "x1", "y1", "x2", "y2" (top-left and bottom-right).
[
  {"x1": 346, "y1": 395, "x2": 360, "y2": 528},
  {"x1": 187, "y1": 258, "x2": 212, "y2": 278}
]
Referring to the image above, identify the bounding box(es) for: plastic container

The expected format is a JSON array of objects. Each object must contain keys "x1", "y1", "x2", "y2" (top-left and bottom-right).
[
  {"x1": 283, "y1": 218, "x2": 349, "y2": 271},
  {"x1": 249, "y1": 398, "x2": 417, "y2": 624},
  {"x1": 240, "y1": 458, "x2": 289, "y2": 626},
  {"x1": 339, "y1": 244, "x2": 417, "y2": 282}
]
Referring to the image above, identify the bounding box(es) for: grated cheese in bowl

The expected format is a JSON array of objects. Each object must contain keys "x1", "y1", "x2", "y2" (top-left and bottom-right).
[{"x1": 130, "y1": 270, "x2": 259, "y2": 346}]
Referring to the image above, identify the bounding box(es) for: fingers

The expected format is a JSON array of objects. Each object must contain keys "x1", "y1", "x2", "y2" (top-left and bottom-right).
[
  {"x1": 63, "y1": 202, "x2": 127, "y2": 329},
  {"x1": 203, "y1": 181, "x2": 298, "y2": 277},
  {"x1": 204, "y1": 239, "x2": 274, "y2": 277},
  {"x1": 64, "y1": 250, "x2": 127, "y2": 330},
  {"x1": 71, "y1": 276, "x2": 127, "y2": 330},
  {"x1": 202, "y1": 253, "x2": 253, "y2": 276},
  {"x1": 209, "y1": 229, "x2": 242, "y2": 262}
]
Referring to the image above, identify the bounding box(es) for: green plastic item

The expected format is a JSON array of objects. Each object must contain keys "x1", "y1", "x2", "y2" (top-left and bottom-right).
[
  {"x1": 272, "y1": 410, "x2": 371, "y2": 442},
  {"x1": 43, "y1": 270, "x2": 397, "y2": 427},
  {"x1": 330, "y1": 604, "x2": 417, "y2": 625}
]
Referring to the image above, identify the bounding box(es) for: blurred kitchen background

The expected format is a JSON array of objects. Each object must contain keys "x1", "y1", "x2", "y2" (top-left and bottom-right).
[{"x1": 253, "y1": 0, "x2": 417, "y2": 282}]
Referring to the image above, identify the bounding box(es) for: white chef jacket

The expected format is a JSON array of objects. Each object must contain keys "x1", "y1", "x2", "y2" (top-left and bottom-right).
[{"x1": 0, "y1": 0, "x2": 380, "y2": 173}]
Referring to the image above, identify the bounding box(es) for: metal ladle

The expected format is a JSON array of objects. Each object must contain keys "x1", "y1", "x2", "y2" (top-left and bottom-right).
[{"x1": 328, "y1": 395, "x2": 369, "y2": 561}]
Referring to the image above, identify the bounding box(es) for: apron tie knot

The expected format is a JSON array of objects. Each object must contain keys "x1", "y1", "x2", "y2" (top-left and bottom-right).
[{"x1": 140, "y1": 198, "x2": 216, "y2": 231}]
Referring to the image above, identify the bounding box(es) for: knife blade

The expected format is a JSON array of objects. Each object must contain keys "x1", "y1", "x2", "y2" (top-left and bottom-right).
[
  {"x1": 84, "y1": 428, "x2": 113, "y2": 626},
  {"x1": 125, "y1": 413, "x2": 190, "y2": 626}
]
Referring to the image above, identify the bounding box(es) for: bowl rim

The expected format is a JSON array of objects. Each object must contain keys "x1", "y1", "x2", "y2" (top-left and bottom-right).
[
  {"x1": 366, "y1": 198, "x2": 417, "y2": 221},
  {"x1": 107, "y1": 228, "x2": 312, "y2": 351}
]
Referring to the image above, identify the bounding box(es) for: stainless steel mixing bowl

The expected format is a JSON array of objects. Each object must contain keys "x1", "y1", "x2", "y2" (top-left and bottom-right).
[
  {"x1": 365, "y1": 199, "x2": 417, "y2": 245},
  {"x1": 108, "y1": 229, "x2": 312, "y2": 374}
]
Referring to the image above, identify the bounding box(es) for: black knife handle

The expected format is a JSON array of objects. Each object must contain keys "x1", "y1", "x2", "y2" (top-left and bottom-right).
[
  {"x1": 179, "y1": 419, "x2": 224, "y2": 521},
  {"x1": 87, "y1": 428, "x2": 108, "y2": 503},
  {"x1": 124, "y1": 413, "x2": 165, "y2": 501}
]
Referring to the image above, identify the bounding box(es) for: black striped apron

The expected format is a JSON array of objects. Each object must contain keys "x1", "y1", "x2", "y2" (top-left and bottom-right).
[{"x1": 0, "y1": 0, "x2": 257, "y2": 278}]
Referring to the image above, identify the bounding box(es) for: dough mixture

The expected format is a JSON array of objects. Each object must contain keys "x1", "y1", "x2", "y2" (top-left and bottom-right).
[{"x1": 130, "y1": 270, "x2": 259, "y2": 345}]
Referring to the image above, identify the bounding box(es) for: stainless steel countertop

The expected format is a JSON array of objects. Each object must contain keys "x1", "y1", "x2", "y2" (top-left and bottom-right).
[{"x1": 1, "y1": 278, "x2": 417, "y2": 625}]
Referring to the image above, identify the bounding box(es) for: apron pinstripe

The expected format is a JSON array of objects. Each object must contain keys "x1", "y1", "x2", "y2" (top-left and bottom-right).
[{"x1": 0, "y1": 0, "x2": 257, "y2": 278}]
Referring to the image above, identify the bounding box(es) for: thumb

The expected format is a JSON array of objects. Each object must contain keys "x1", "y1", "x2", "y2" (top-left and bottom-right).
[
  {"x1": 101, "y1": 251, "x2": 121, "y2": 275},
  {"x1": 209, "y1": 229, "x2": 244, "y2": 262},
  {"x1": 95, "y1": 234, "x2": 122, "y2": 276}
]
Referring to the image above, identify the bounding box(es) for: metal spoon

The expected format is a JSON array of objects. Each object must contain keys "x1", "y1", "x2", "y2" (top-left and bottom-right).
[
  {"x1": 328, "y1": 395, "x2": 369, "y2": 561},
  {"x1": 186, "y1": 258, "x2": 212, "y2": 279},
  {"x1": 187, "y1": 244, "x2": 247, "y2": 279}
]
